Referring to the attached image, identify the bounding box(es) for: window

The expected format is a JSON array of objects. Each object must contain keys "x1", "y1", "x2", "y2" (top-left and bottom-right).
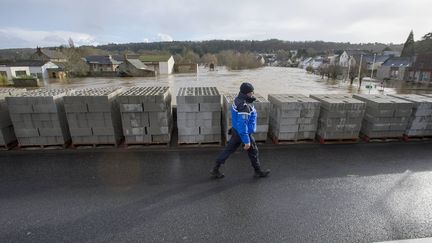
[
  {"x1": 15, "y1": 70, "x2": 27, "y2": 77},
  {"x1": 0, "y1": 71, "x2": 6, "y2": 77}
]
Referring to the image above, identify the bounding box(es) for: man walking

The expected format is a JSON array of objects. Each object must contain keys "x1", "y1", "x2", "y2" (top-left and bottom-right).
[{"x1": 211, "y1": 82, "x2": 270, "y2": 179}]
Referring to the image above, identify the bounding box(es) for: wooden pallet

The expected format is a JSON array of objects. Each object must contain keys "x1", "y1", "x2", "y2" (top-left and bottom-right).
[
  {"x1": 17, "y1": 141, "x2": 71, "y2": 150},
  {"x1": 270, "y1": 135, "x2": 315, "y2": 144},
  {"x1": 318, "y1": 136, "x2": 359, "y2": 145},
  {"x1": 122, "y1": 142, "x2": 170, "y2": 148},
  {"x1": 177, "y1": 141, "x2": 222, "y2": 147},
  {"x1": 70, "y1": 143, "x2": 119, "y2": 149},
  {"x1": 403, "y1": 135, "x2": 432, "y2": 142},
  {"x1": 361, "y1": 135, "x2": 403, "y2": 143},
  {"x1": 0, "y1": 141, "x2": 18, "y2": 150}
]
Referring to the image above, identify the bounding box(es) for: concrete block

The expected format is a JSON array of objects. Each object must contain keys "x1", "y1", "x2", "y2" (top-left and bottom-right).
[
  {"x1": 200, "y1": 127, "x2": 221, "y2": 135},
  {"x1": 125, "y1": 135, "x2": 152, "y2": 144},
  {"x1": 143, "y1": 103, "x2": 167, "y2": 112},
  {"x1": 7, "y1": 104, "x2": 33, "y2": 113},
  {"x1": 152, "y1": 134, "x2": 171, "y2": 143},
  {"x1": 199, "y1": 103, "x2": 221, "y2": 112},
  {"x1": 39, "y1": 128, "x2": 63, "y2": 137},
  {"x1": 70, "y1": 128, "x2": 93, "y2": 136},
  {"x1": 124, "y1": 127, "x2": 146, "y2": 136},
  {"x1": 120, "y1": 104, "x2": 143, "y2": 113},
  {"x1": 92, "y1": 127, "x2": 115, "y2": 136},
  {"x1": 15, "y1": 128, "x2": 39, "y2": 138},
  {"x1": 178, "y1": 127, "x2": 200, "y2": 135},
  {"x1": 148, "y1": 125, "x2": 171, "y2": 135},
  {"x1": 32, "y1": 104, "x2": 57, "y2": 113},
  {"x1": 177, "y1": 104, "x2": 199, "y2": 112}
]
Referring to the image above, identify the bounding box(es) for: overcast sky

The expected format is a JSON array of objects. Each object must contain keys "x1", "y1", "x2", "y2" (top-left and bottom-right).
[{"x1": 0, "y1": 0, "x2": 431, "y2": 49}]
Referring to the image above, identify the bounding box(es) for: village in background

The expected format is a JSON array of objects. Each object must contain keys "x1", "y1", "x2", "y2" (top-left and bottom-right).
[{"x1": 0, "y1": 30, "x2": 431, "y2": 87}]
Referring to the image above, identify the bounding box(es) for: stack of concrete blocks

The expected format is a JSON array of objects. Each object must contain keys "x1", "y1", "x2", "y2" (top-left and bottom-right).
[
  {"x1": 117, "y1": 86, "x2": 173, "y2": 144},
  {"x1": 0, "y1": 88, "x2": 25, "y2": 147},
  {"x1": 268, "y1": 94, "x2": 320, "y2": 141},
  {"x1": 63, "y1": 87, "x2": 123, "y2": 146},
  {"x1": 222, "y1": 93, "x2": 269, "y2": 142},
  {"x1": 388, "y1": 94, "x2": 432, "y2": 137},
  {"x1": 5, "y1": 89, "x2": 71, "y2": 147},
  {"x1": 310, "y1": 94, "x2": 366, "y2": 140},
  {"x1": 353, "y1": 94, "x2": 413, "y2": 138},
  {"x1": 177, "y1": 87, "x2": 221, "y2": 144}
]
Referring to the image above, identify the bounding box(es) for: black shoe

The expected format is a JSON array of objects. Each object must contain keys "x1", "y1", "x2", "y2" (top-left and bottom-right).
[
  {"x1": 210, "y1": 169, "x2": 225, "y2": 179},
  {"x1": 254, "y1": 169, "x2": 270, "y2": 178}
]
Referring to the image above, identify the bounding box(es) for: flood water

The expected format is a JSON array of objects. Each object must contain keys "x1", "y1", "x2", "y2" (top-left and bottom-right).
[{"x1": 41, "y1": 66, "x2": 432, "y2": 103}]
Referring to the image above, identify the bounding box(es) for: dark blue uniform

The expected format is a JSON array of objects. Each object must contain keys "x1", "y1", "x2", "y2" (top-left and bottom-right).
[{"x1": 215, "y1": 92, "x2": 261, "y2": 171}]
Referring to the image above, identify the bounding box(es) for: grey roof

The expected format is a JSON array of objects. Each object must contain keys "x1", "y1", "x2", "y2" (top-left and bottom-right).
[
  {"x1": 355, "y1": 54, "x2": 391, "y2": 64},
  {"x1": 126, "y1": 59, "x2": 149, "y2": 69},
  {"x1": 382, "y1": 57, "x2": 413, "y2": 67},
  {"x1": 112, "y1": 55, "x2": 140, "y2": 62},
  {"x1": 345, "y1": 50, "x2": 368, "y2": 56},
  {"x1": 32, "y1": 48, "x2": 67, "y2": 60},
  {"x1": 0, "y1": 60, "x2": 49, "y2": 67},
  {"x1": 85, "y1": 56, "x2": 122, "y2": 65}
]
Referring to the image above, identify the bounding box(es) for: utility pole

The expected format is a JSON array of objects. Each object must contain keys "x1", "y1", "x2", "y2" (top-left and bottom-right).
[
  {"x1": 369, "y1": 53, "x2": 377, "y2": 94},
  {"x1": 358, "y1": 54, "x2": 363, "y2": 89},
  {"x1": 346, "y1": 56, "x2": 351, "y2": 83}
]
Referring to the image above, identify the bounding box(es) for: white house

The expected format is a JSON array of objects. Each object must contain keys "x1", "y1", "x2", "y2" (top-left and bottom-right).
[
  {"x1": 0, "y1": 66, "x2": 30, "y2": 81},
  {"x1": 339, "y1": 50, "x2": 368, "y2": 67},
  {"x1": 299, "y1": 57, "x2": 313, "y2": 69},
  {"x1": 0, "y1": 60, "x2": 61, "y2": 81},
  {"x1": 310, "y1": 57, "x2": 325, "y2": 70},
  {"x1": 139, "y1": 55, "x2": 175, "y2": 75}
]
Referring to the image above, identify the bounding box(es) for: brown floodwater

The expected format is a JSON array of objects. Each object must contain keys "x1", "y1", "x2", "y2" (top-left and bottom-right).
[{"x1": 41, "y1": 66, "x2": 432, "y2": 103}]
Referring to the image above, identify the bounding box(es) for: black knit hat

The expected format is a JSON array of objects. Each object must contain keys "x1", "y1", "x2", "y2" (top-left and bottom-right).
[{"x1": 240, "y1": 82, "x2": 254, "y2": 94}]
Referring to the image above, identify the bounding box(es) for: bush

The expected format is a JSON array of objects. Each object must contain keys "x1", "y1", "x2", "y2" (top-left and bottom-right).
[
  {"x1": 305, "y1": 65, "x2": 314, "y2": 73},
  {"x1": 216, "y1": 51, "x2": 263, "y2": 70},
  {"x1": 0, "y1": 75, "x2": 7, "y2": 85}
]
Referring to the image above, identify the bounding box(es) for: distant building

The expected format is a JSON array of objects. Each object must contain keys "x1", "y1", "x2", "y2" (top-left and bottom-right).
[
  {"x1": 84, "y1": 55, "x2": 122, "y2": 73},
  {"x1": 299, "y1": 57, "x2": 313, "y2": 69},
  {"x1": 310, "y1": 57, "x2": 325, "y2": 70},
  {"x1": 0, "y1": 60, "x2": 64, "y2": 80},
  {"x1": 326, "y1": 55, "x2": 340, "y2": 65},
  {"x1": 30, "y1": 47, "x2": 67, "y2": 62},
  {"x1": 383, "y1": 51, "x2": 401, "y2": 57},
  {"x1": 339, "y1": 50, "x2": 368, "y2": 67},
  {"x1": 377, "y1": 57, "x2": 413, "y2": 81},
  {"x1": 118, "y1": 58, "x2": 155, "y2": 77},
  {"x1": 139, "y1": 55, "x2": 175, "y2": 75},
  {"x1": 410, "y1": 53, "x2": 432, "y2": 82},
  {"x1": 257, "y1": 55, "x2": 266, "y2": 65}
]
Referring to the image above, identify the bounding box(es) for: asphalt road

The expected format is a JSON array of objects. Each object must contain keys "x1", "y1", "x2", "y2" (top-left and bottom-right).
[{"x1": 1, "y1": 142, "x2": 432, "y2": 242}]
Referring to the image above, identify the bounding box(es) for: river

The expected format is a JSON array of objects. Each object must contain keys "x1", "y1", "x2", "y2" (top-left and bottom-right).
[{"x1": 41, "y1": 66, "x2": 432, "y2": 103}]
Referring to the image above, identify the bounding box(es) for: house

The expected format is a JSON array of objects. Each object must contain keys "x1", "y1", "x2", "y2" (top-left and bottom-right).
[
  {"x1": 30, "y1": 47, "x2": 67, "y2": 62},
  {"x1": 310, "y1": 57, "x2": 325, "y2": 70},
  {"x1": 257, "y1": 55, "x2": 266, "y2": 65},
  {"x1": 383, "y1": 51, "x2": 401, "y2": 57},
  {"x1": 341, "y1": 53, "x2": 390, "y2": 77},
  {"x1": 326, "y1": 55, "x2": 340, "y2": 65},
  {"x1": 409, "y1": 53, "x2": 432, "y2": 82},
  {"x1": 299, "y1": 57, "x2": 313, "y2": 69},
  {"x1": 84, "y1": 55, "x2": 122, "y2": 73},
  {"x1": 139, "y1": 55, "x2": 175, "y2": 75},
  {"x1": 339, "y1": 50, "x2": 368, "y2": 67},
  {"x1": 0, "y1": 60, "x2": 64, "y2": 81},
  {"x1": 376, "y1": 57, "x2": 413, "y2": 81},
  {"x1": 118, "y1": 58, "x2": 155, "y2": 77}
]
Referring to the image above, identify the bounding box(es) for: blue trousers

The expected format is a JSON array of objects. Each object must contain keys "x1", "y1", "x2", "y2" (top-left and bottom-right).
[{"x1": 215, "y1": 129, "x2": 261, "y2": 171}]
